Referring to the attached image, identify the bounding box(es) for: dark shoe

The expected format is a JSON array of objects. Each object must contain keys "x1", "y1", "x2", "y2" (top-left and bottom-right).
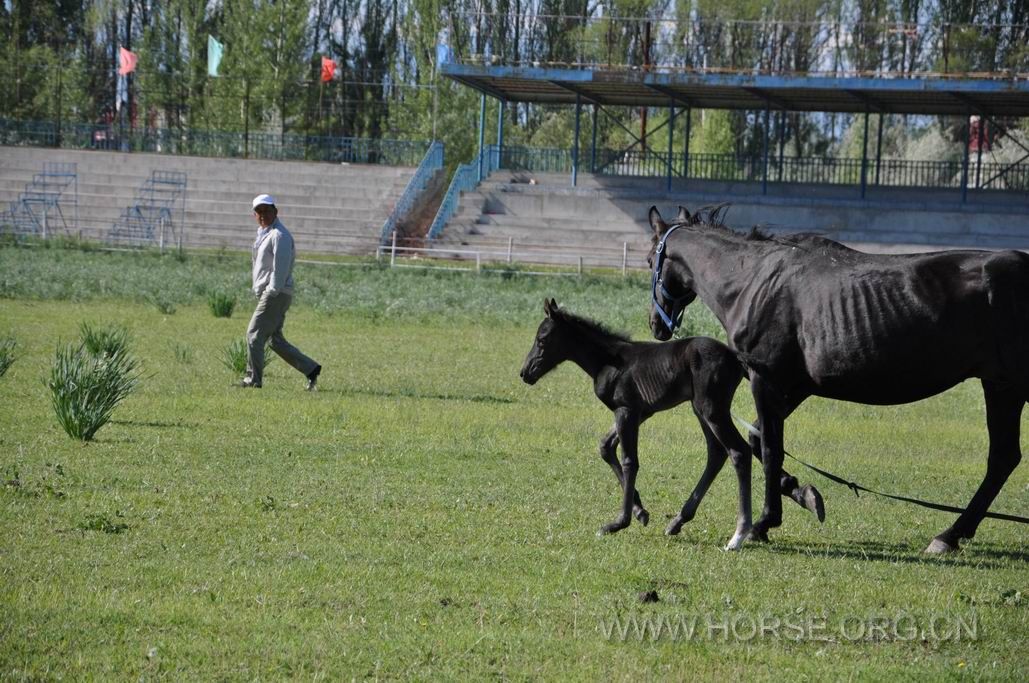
[
  {"x1": 305, "y1": 365, "x2": 321, "y2": 391},
  {"x1": 236, "y1": 379, "x2": 261, "y2": 389}
]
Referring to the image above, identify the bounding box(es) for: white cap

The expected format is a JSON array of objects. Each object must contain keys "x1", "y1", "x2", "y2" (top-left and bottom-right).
[{"x1": 252, "y1": 194, "x2": 276, "y2": 210}]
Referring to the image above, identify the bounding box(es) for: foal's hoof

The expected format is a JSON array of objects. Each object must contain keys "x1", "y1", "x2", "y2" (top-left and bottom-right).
[
  {"x1": 799, "y1": 484, "x2": 826, "y2": 523},
  {"x1": 746, "y1": 528, "x2": 769, "y2": 543},
  {"x1": 634, "y1": 508, "x2": 650, "y2": 527},
  {"x1": 598, "y1": 520, "x2": 629, "y2": 536},
  {"x1": 665, "y1": 517, "x2": 685, "y2": 536},
  {"x1": 925, "y1": 537, "x2": 959, "y2": 554}
]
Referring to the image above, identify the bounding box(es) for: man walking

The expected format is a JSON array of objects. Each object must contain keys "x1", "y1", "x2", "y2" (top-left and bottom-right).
[{"x1": 239, "y1": 194, "x2": 322, "y2": 390}]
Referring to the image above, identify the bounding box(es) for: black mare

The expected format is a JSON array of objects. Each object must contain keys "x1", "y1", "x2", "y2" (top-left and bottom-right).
[
  {"x1": 519, "y1": 298, "x2": 823, "y2": 550},
  {"x1": 647, "y1": 205, "x2": 1028, "y2": 553}
]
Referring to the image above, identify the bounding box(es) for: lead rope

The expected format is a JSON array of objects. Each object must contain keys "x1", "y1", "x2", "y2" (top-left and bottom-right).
[{"x1": 730, "y1": 413, "x2": 1029, "y2": 525}]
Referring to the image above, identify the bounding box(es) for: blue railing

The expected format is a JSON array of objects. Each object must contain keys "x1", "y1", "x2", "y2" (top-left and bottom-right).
[
  {"x1": 427, "y1": 153, "x2": 488, "y2": 240},
  {"x1": 379, "y1": 141, "x2": 445, "y2": 244},
  {"x1": 0, "y1": 119, "x2": 430, "y2": 167},
  {"x1": 491, "y1": 145, "x2": 1029, "y2": 191}
]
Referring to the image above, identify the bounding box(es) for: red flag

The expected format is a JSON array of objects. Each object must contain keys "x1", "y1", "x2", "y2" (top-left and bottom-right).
[
  {"x1": 119, "y1": 47, "x2": 138, "y2": 75},
  {"x1": 321, "y1": 56, "x2": 336, "y2": 83}
]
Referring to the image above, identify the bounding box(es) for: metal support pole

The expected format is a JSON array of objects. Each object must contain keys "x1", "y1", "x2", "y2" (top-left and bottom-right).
[
  {"x1": 476, "y1": 251, "x2": 481, "y2": 273},
  {"x1": 572, "y1": 95, "x2": 582, "y2": 187},
  {"x1": 683, "y1": 107, "x2": 692, "y2": 185},
  {"x1": 761, "y1": 104, "x2": 770, "y2": 195},
  {"x1": 960, "y1": 111, "x2": 971, "y2": 203},
  {"x1": 875, "y1": 113, "x2": 885, "y2": 186},
  {"x1": 777, "y1": 111, "x2": 786, "y2": 182},
  {"x1": 577, "y1": 256, "x2": 583, "y2": 275},
  {"x1": 590, "y1": 105, "x2": 598, "y2": 173},
  {"x1": 666, "y1": 103, "x2": 675, "y2": 193},
  {"x1": 507, "y1": 236, "x2": 513, "y2": 264},
  {"x1": 622, "y1": 242, "x2": 628, "y2": 277},
  {"x1": 159, "y1": 215, "x2": 165, "y2": 252},
  {"x1": 860, "y1": 110, "x2": 870, "y2": 199},
  {"x1": 496, "y1": 99, "x2": 504, "y2": 173},
  {"x1": 477, "y1": 94, "x2": 486, "y2": 182},
  {"x1": 390, "y1": 230, "x2": 397, "y2": 267},
  {"x1": 974, "y1": 116, "x2": 985, "y2": 189},
  {"x1": 42, "y1": 206, "x2": 48, "y2": 240}
]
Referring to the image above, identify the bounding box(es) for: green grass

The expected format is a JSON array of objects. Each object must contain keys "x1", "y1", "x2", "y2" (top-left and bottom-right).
[{"x1": 0, "y1": 245, "x2": 1027, "y2": 679}]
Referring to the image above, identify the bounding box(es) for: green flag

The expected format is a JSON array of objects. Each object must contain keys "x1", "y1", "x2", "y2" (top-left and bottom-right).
[{"x1": 208, "y1": 35, "x2": 223, "y2": 77}]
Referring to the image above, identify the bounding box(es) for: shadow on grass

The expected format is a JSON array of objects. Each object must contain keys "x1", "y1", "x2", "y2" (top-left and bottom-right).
[
  {"x1": 757, "y1": 538, "x2": 1028, "y2": 568},
  {"x1": 109, "y1": 419, "x2": 199, "y2": 429},
  {"x1": 325, "y1": 386, "x2": 518, "y2": 405}
]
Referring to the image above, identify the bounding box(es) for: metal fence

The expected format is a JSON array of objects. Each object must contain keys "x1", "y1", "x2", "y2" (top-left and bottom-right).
[
  {"x1": 495, "y1": 145, "x2": 1029, "y2": 191},
  {"x1": 379, "y1": 141, "x2": 445, "y2": 244},
  {"x1": 0, "y1": 119, "x2": 430, "y2": 166}
]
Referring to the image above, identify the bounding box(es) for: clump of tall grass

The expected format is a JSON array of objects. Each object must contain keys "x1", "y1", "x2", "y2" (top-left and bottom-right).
[
  {"x1": 47, "y1": 343, "x2": 141, "y2": 442},
  {"x1": 0, "y1": 336, "x2": 17, "y2": 378},
  {"x1": 222, "y1": 338, "x2": 273, "y2": 375},
  {"x1": 208, "y1": 291, "x2": 236, "y2": 318},
  {"x1": 79, "y1": 322, "x2": 130, "y2": 357}
]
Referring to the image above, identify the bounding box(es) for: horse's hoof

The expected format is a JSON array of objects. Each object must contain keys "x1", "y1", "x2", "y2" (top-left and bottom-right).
[
  {"x1": 801, "y1": 485, "x2": 826, "y2": 523},
  {"x1": 925, "y1": 537, "x2": 959, "y2": 554},
  {"x1": 665, "y1": 518, "x2": 684, "y2": 536},
  {"x1": 634, "y1": 508, "x2": 650, "y2": 527}
]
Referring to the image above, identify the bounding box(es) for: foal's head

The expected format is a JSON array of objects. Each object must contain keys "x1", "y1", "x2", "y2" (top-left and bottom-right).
[{"x1": 520, "y1": 298, "x2": 572, "y2": 385}]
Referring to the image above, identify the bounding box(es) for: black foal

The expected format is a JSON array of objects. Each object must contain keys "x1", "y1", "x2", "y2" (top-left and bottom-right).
[{"x1": 520, "y1": 298, "x2": 821, "y2": 550}]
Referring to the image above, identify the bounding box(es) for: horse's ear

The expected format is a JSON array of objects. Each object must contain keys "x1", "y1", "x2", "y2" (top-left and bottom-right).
[
  {"x1": 544, "y1": 298, "x2": 558, "y2": 317},
  {"x1": 648, "y1": 206, "x2": 668, "y2": 237},
  {"x1": 676, "y1": 206, "x2": 690, "y2": 223}
]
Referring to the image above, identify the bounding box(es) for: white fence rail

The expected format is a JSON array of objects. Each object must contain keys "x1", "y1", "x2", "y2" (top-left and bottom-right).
[{"x1": 376, "y1": 232, "x2": 648, "y2": 276}]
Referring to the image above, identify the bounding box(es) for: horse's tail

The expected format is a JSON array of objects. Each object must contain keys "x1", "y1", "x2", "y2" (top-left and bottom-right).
[{"x1": 984, "y1": 250, "x2": 1029, "y2": 394}]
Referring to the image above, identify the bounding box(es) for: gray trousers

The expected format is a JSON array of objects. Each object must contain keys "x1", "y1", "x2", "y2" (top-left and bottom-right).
[{"x1": 245, "y1": 292, "x2": 318, "y2": 386}]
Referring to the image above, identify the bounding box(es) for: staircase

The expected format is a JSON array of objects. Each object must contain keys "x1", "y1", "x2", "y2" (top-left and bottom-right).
[
  {"x1": 109, "y1": 170, "x2": 187, "y2": 246},
  {"x1": 1, "y1": 162, "x2": 78, "y2": 237}
]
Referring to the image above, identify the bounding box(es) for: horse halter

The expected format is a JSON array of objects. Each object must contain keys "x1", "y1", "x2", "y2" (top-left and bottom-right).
[{"x1": 651, "y1": 224, "x2": 690, "y2": 334}]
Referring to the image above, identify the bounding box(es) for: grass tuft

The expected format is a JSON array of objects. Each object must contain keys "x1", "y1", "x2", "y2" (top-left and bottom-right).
[
  {"x1": 77, "y1": 511, "x2": 129, "y2": 534},
  {"x1": 207, "y1": 291, "x2": 236, "y2": 318},
  {"x1": 221, "y1": 338, "x2": 272, "y2": 375},
  {"x1": 47, "y1": 343, "x2": 141, "y2": 441},
  {"x1": 0, "y1": 335, "x2": 16, "y2": 378},
  {"x1": 79, "y1": 322, "x2": 130, "y2": 357}
]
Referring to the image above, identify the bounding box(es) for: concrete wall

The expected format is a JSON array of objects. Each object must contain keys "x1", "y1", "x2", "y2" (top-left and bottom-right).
[
  {"x1": 0, "y1": 146, "x2": 416, "y2": 255},
  {"x1": 439, "y1": 170, "x2": 1029, "y2": 266}
]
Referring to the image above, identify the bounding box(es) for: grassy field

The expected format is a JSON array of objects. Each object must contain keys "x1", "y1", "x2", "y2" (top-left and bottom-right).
[{"x1": 0, "y1": 244, "x2": 1027, "y2": 680}]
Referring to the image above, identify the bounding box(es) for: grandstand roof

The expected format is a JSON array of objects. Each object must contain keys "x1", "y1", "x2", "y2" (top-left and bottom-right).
[{"x1": 442, "y1": 64, "x2": 1029, "y2": 117}]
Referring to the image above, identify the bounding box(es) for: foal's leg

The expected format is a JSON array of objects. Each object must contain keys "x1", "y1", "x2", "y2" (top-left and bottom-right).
[
  {"x1": 598, "y1": 426, "x2": 649, "y2": 526},
  {"x1": 599, "y1": 407, "x2": 641, "y2": 536},
  {"x1": 703, "y1": 414, "x2": 754, "y2": 551},
  {"x1": 744, "y1": 392, "x2": 823, "y2": 520},
  {"x1": 927, "y1": 380, "x2": 1024, "y2": 554},
  {"x1": 665, "y1": 416, "x2": 728, "y2": 536}
]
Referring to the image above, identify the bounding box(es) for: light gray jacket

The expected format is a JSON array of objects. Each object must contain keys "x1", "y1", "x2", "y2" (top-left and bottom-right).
[{"x1": 251, "y1": 218, "x2": 295, "y2": 297}]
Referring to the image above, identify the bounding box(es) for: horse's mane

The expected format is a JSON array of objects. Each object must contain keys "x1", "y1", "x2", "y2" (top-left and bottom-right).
[
  {"x1": 554, "y1": 308, "x2": 631, "y2": 345},
  {"x1": 667, "y1": 203, "x2": 858, "y2": 255}
]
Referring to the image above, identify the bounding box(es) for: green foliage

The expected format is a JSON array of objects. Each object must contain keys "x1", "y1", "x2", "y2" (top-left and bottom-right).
[
  {"x1": 691, "y1": 109, "x2": 737, "y2": 155},
  {"x1": 222, "y1": 338, "x2": 273, "y2": 375},
  {"x1": 79, "y1": 322, "x2": 130, "y2": 358},
  {"x1": 207, "y1": 291, "x2": 236, "y2": 318},
  {"x1": 77, "y1": 511, "x2": 129, "y2": 534},
  {"x1": 47, "y1": 343, "x2": 141, "y2": 442},
  {"x1": 0, "y1": 336, "x2": 17, "y2": 378}
]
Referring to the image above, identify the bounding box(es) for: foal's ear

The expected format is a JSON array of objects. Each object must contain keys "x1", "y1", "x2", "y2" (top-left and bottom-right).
[
  {"x1": 676, "y1": 206, "x2": 691, "y2": 223},
  {"x1": 648, "y1": 206, "x2": 668, "y2": 236},
  {"x1": 544, "y1": 297, "x2": 558, "y2": 317}
]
